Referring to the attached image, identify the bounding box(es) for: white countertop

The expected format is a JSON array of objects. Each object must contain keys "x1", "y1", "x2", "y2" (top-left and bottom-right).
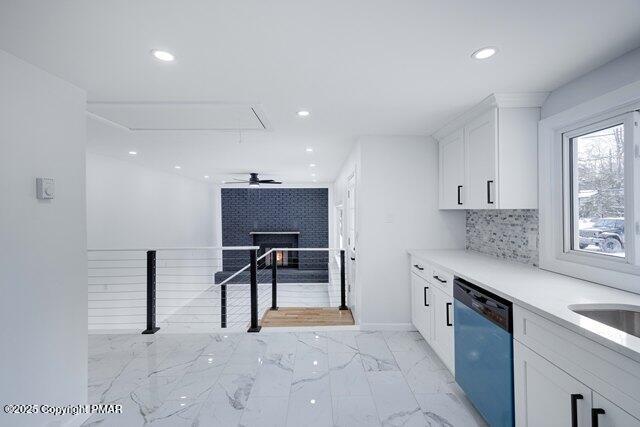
[{"x1": 408, "y1": 249, "x2": 640, "y2": 363}]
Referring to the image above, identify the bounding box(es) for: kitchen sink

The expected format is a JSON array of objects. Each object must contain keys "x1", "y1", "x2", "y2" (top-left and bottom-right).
[{"x1": 570, "y1": 304, "x2": 640, "y2": 339}]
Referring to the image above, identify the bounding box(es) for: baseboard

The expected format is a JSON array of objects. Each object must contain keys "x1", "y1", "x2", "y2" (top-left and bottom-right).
[{"x1": 359, "y1": 322, "x2": 416, "y2": 331}]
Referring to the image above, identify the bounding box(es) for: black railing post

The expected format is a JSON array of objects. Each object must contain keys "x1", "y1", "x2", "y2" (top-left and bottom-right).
[
  {"x1": 271, "y1": 251, "x2": 278, "y2": 310},
  {"x1": 142, "y1": 250, "x2": 160, "y2": 334},
  {"x1": 221, "y1": 283, "x2": 227, "y2": 328},
  {"x1": 247, "y1": 249, "x2": 261, "y2": 332},
  {"x1": 339, "y1": 250, "x2": 348, "y2": 310}
]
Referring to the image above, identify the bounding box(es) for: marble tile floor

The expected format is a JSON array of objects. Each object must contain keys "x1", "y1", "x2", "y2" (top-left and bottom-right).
[{"x1": 84, "y1": 330, "x2": 487, "y2": 426}]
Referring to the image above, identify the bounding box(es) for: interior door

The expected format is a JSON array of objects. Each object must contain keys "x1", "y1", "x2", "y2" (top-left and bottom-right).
[
  {"x1": 346, "y1": 173, "x2": 357, "y2": 312},
  {"x1": 514, "y1": 341, "x2": 592, "y2": 427},
  {"x1": 439, "y1": 129, "x2": 466, "y2": 209},
  {"x1": 465, "y1": 108, "x2": 498, "y2": 209}
]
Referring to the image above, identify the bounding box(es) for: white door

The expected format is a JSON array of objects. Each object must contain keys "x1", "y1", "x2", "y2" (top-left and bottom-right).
[
  {"x1": 592, "y1": 393, "x2": 640, "y2": 427},
  {"x1": 346, "y1": 173, "x2": 357, "y2": 311},
  {"x1": 430, "y1": 286, "x2": 454, "y2": 372},
  {"x1": 465, "y1": 108, "x2": 498, "y2": 209},
  {"x1": 514, "y1": 341, "x2": 592, "y2": 427},
  {"x1": 439, "y1": 129, "x2": 466, "y2": 209},
  {"x1": 411, "y1": 273, "x2": 432, "y2": 341}
]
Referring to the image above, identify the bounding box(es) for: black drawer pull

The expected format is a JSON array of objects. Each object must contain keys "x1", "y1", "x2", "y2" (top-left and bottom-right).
[
  {"x1": 591, "y1": 408, "x2": 605, "y2": 427},
  {"x1": 433, "y1": 275, "x2": 447, "y2": 284},
  {"x1": 457, "y1": 185, "x2": 463, "y2": 205},
  {"x1": 424, "y1": 287, "x2": 429, "y2": 307},
  {"x1": 571, "y1": 394, "x2": 583, "y2": 427},
  {"x1": 446, "y1": 302, "x2": 452, "y2": 326},
  {"x1": 413, "y1": 264, "x2": 424, "y2": 271}
]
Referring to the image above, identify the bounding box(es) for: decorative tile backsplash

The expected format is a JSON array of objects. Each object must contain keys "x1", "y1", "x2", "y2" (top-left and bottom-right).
[{"x1": 466, "y1": 209, "x2": 539, "y2": 266}]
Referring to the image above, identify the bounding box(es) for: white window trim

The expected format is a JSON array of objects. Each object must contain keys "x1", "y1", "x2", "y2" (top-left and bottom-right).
[{"x1": 539, "y1": 80, "x2": 640, "y2": 294}]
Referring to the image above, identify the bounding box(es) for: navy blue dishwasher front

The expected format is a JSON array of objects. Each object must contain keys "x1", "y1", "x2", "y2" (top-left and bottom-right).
[{"x1": 454, "y1": 278, "x2": 514, "y2": 427}]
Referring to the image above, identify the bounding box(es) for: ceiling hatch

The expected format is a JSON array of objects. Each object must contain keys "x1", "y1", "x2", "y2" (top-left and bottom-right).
[{"x1": 87, "y1": 102, "x2": 268, "y2": 131}]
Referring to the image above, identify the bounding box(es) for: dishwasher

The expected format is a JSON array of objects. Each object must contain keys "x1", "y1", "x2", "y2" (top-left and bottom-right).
[{"x1": 454, "y1": 277, "x2": 514, "y2": 427}]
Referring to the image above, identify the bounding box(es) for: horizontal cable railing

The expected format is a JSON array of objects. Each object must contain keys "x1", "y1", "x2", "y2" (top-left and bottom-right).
[{"x1": 87, "y1": 246, "x2": 348, "y2": 333}]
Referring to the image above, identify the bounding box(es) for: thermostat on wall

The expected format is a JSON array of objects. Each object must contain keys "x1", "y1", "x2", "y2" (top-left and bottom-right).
[{"x1": 36, "y1": 177, "x2": 55, "y2": 199}]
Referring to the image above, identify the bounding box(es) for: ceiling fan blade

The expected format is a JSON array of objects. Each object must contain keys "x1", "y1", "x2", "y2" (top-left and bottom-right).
[
  {"x1": 258, "y1": 180, "x2": 282, "y2": 184},
  {"x1": 231, "y1": 177, "x2": 248, "y2": 181},
  {"x1": 224, "y1": 181, "x2": 249, "y2": 184}
]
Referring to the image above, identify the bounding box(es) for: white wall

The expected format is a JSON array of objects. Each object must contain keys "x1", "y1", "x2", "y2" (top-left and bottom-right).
[
  {"x1": 0, "y1": 50, "x2": 87, "y2": 426},
  {"x1": 334, "y1": 137, "x2": 465, "y2": 328},
  {"x1": 86, "y1": 153, "x2": 215, "y2": 249},
  {"x1": 542, "y1": 46, "x2": 640, "y2": 118}
]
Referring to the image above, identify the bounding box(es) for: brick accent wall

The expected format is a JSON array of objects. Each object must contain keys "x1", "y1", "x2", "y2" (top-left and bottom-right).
[{"x1": 221, "y1": 188, "x2": 329, "y2": 270}]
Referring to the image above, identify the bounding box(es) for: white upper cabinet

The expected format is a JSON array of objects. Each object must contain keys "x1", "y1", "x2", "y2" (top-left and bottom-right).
[
  {"x1": 465, "y1": 109, "x2": 498, "y2": 208},
  {"x1": 439, "y1": 129, "x2": 465, "y2": 209},
  {"x1": 436, "y1": 93, "x2": 547, "y2": 210}
]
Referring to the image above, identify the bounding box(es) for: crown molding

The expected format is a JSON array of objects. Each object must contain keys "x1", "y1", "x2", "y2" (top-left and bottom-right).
[{"x1": 433, "y1": 92, "x2": 549, "y2": 141}]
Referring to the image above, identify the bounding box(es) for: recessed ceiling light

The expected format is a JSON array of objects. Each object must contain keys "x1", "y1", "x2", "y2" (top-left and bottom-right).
[
  {"x1": 311, "y1": 173, "x2": 316, "y2": 177},
  {"x1": 151, "y1": 49, "x2": 175, "y2": 62},
  {"x1": 221, "y1": 180, "x2": 227, "y2": 184},
  {"x1": 306, "y1": 147, "x2": 314, "y2": 153},
  {"x1": 471, "y1": 47, "x2": 498, "y2": 60},
  {"x1": 128, "y1": 151, "x2": 137, "y2": 155},
  {"x1": 309, "y1": 163, "x2": 316, "y2": 168},
  {"x1": 174, "y1": 165, "x2": 181, "y2": 170},
  {"x1": 297, "y1": 110, "x2": 310, "y2": 117},
  {"x1": 204, "y1": 175, "x2": 210, "y2": 179}
]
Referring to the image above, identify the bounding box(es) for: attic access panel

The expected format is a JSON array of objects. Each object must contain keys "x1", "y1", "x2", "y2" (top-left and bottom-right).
[{"x1": 87, "y1": 102, "x2": 267, "y2": 131}]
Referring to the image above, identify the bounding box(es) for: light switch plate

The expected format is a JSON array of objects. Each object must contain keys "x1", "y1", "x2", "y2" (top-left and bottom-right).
[{"x1": 36, "y1": 177, "x2": 55, "y2": 199}]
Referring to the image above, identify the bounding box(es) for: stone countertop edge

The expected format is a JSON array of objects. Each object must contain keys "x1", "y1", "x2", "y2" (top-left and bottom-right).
[{"x1": 407, "y1": 248, "x2": 640, "y2": 364}]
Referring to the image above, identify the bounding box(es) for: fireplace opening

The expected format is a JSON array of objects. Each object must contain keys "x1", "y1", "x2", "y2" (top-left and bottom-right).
[{"x1": 251, "y1": 232, "x2": 299, "y2": 269}]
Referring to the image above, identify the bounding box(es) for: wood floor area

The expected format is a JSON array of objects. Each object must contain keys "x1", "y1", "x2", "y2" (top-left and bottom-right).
[{"x1": 261, "y1": 307, "x2": 355, "y2": 327}]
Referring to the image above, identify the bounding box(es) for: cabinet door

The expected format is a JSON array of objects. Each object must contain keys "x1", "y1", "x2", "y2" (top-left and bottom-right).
[
  {"x1": 411, "y1": 273, "x2": 432, "y2": 341},
  {"x1": 465, "y1": 108, "x2": 498, "y2": 209},
  {"x1": 439, "y1": 129, "x2": 465, "y2": 209},
  {"x1": 514, "y1": 341, "x2": 592, "y2": 427},
  {"x1": 592, "y1": 393, "x2": 640, "y2": 427},
  {"x1": 431, "y1": 286, "x2": 454, "y2": 373}
]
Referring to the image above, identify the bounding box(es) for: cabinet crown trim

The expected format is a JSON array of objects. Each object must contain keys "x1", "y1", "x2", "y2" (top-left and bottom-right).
[{"x1": 433, "y1": 92, "x2": 549, "y2": 141}]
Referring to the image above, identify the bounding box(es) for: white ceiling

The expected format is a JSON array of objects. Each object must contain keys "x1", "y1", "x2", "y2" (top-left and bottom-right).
[{"x1": 2, "y1": 0, "x2": 640, "y2": 183}]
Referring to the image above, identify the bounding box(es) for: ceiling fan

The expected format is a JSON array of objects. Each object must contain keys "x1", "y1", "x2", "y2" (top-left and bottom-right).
[{"x1": 226, "y1": 173, "x2": 282, "y2": 187}]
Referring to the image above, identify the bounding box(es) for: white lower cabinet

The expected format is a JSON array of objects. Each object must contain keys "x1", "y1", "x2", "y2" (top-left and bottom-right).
[
  {"x1": 409, "y1": 261, "x2": 454, "y2": 374},
  {"x1": 592, "y1": 393, "x2": 640, "y2": 427},
  {"x1": 411, "y1": 272, "x2": 432, "y2": 341},
  {"x1": 514, "y1": 340, "x2": 592, "y2": 427},
  {"x1": 430, "y1": 285, "x2": 454, "y2": 373},
  {"x1": 514, "y1": 305, "x2": 640, "y2": 427}
]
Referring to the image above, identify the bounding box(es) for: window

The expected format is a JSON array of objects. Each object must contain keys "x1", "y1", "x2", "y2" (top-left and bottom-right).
[
  {"x1": 560, "y1": 111, "x2": 639, "y2": 273},
  {"x1": 567, "y1": 122, "x2": 626, "y2": 258},
  {"x1": 540, "y1": 89, "x2": 640, "y2": 293}
]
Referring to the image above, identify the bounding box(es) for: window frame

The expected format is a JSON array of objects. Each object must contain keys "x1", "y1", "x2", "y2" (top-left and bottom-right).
[
  {"x1": 561, "y1": 113, "x2": 635, "y2": 265},
  {"x1": 539, "y1": 93, "x2": 640, "y2": 294}
]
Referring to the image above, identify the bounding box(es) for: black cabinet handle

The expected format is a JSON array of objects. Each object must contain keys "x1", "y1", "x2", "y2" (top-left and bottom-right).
[
  {"x1": 350, "y1": 257, "x2": 356, "y2": 261},
  {"x1": 413, "y1": 264, "x2": 424, "y2": 271},
  {"x1": 591, "y1": 408, "x2": 605, "y2": 427},
  {"x1": 424, "y1": 287, "x2": 429, "y2": 307},
  {"x1": 487, "y1": 180, "x2": 494, "y2": 204},
  {"x1": 571, "y1": 394, "x2": 583, "y2": 427},
  {"x1": 446, "y1": 302, "x2": 452, "y2": 326},
  {"x1": 433, "y1": 275, "x2": 447, "y2": 283},
  {"x1": 457, "y1": 185, "x2": 463, "y2": 205}
]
